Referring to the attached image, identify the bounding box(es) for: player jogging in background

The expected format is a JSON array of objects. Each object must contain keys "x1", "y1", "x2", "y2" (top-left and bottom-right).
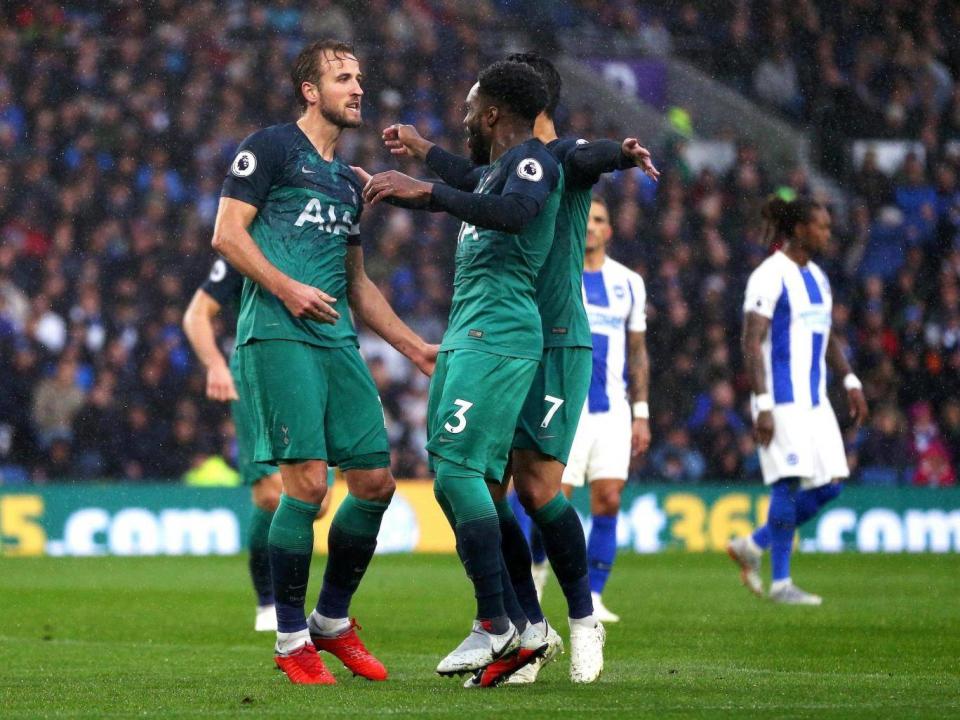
[
  {"x1": 182, "y1": 257, "x2": 333, "y2": 633},
  {"x1": 360, "y1": 60, "x2": 563, "y2": 687},
  {"x1": 211, "y1": 40, "x2": 436, "y2": 685},
  {"x1": 557, "y1": 195, "x2": 651, "y2": 624},
  {"x1": 728, "y1": 196, "x2": 868, "y2": 605},
  {"x1": 380, "y1": 51, "x2": 658, "y2": 685}
]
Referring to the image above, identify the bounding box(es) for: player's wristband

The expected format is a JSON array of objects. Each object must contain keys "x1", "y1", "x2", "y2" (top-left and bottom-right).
[
  {"x1": 632, "y1": 401, "x2": 649, "y2": 419},
  {"x1": 754, "y1": 393, "x2": 774, "y2": 412},
  {"x1": 843, "y1": 373, "x2": 863, "y2": 391}
]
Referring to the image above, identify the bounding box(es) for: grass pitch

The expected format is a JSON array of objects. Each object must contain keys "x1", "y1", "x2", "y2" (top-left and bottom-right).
[{"x1": 1, "y1": 552, "x2": 958, "y2": 719}]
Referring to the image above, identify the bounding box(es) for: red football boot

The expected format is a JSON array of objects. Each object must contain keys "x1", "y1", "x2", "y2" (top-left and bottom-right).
[
  {"x1": 311, "y1": 619, "x2": 388, "y2": 681},
  {"x1": 274, "y1": 644, "x2": 337, "y2": 685},
  {"x1": 464, "y1": 642, "x2": 548, "y2": 688}
]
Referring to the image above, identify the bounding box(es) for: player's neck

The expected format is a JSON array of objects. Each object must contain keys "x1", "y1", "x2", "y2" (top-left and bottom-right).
[
  {"x1": 296, "y1": 114, "x2": 342, "y2": 161},
  {"x1": 584, "y1": 248, "x2": 606, "y2": 271},
  {"x1": 533, "y1": 114, "x2": 559, "y2": 144},
  {"x1": 781, "y1": 241, "x2": 811, "y2": 267},
  {"x1": 489, "y1": 124, "x2": 532, "y2": 163}
]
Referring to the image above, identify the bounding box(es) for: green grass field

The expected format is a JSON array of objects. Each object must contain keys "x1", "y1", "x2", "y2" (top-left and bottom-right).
[{"x1": 1, "y1": 553, "x2": 958, "y2": 719}]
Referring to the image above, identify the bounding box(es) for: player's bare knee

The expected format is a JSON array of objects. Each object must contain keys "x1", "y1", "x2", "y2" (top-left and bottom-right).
[
  {"x1": 346, "y1": 467, "x2": 395, "y2": 503},
  {"x1": 280, "y1": 461, "x2": 329, "y2": 505},
  {"x1": 253, "y1": 473, "x2": 282, "y2": 512}
]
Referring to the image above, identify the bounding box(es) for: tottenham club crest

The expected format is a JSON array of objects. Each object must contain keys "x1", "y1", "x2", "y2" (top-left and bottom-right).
[
  {"x1": 517, "y1": 158, "x2": 543, "y2": 182},
  {"x1": 231, "y1": 150, "x2": 257, "y2": 177}
]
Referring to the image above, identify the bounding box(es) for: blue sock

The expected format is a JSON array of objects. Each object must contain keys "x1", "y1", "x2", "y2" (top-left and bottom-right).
[
  {"x1": 494, "y1": 499, "x2": 544, "y2": 625},
  {"x1": 587, "y1": 514, "x2": 617, "y2": 595},
  {"x1": 768, "y1": 479, "x2": 799, "y2": 582},
  {"x1": 529, "y1": 525, "x2": 547, "y2": 564},
  {"x1": 751, "y1": 524, "x2": 771, "y2": 550},
  {"x1": 796, "y1": 482, "x2": 843, "y2": 526}
]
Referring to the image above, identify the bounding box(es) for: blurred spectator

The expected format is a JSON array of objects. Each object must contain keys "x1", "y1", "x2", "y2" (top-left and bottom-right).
[{"x1": 31, "y1": 358, "x2": 85, "y2": 449}]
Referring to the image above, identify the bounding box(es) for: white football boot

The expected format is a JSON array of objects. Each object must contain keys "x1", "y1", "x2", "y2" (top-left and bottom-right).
[
  {"x1": 727, "y1": 536, "x2": 764, "y2": 597},
  {"x1": 591, "y1": 592, "x2": 620, "y2": 623},
  {"x1": 504, "y1": 619, "x2": 564, "y2": 685},
  {"x1": 568, "y1": 617, "x2": 605, "y2": 683},
  {"x1": 254, "y1": 604, "x2": 277, "y2": 632},
  {"x1": 437, "y1": 621, "x2": 519, "y2": 676},
  {"x1": 769, "y1": 580, "x2": 822, "y2": 606}
]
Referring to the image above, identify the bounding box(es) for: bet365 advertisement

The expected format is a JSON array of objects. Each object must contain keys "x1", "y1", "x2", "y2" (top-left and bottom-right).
[{"x1": 1, "y1": 482, "x2": 958, "y2": 556}]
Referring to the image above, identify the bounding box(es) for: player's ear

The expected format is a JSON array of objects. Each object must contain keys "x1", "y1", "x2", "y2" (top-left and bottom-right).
[
  {"x1": 301, "y1": 81, "x2": 319, "y2": 106},
  {"x1": 485, "y1": 105, "x2": 499, "y2": 128}
]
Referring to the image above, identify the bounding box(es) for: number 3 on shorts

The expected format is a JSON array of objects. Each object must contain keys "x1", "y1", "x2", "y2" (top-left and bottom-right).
[
  {"x1": 444, "y1": 399, "x2": 474, "y2": 434},
  {"x1": 540, "y1": 395, "x2": 564, "y2": 429}
]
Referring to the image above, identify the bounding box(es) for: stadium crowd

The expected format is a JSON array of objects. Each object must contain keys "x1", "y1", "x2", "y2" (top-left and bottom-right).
[{"x1": 0, "y1": 0, "x2": 958, "y2": 487}]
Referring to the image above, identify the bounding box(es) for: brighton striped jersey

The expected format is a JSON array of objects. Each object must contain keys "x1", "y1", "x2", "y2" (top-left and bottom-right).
[
  {"x1": 582, "y1": 257, "x2": 646, "y2": 414},
  {"x1": 743, "y1": 251, "x2": 832, "y2": 409}
]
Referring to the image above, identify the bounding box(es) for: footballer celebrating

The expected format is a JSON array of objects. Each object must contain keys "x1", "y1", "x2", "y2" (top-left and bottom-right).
[
  {"x1": 361, "y1": 60, "x2": 563, "y2": 686},
  {"x1": 182, "y1": 257, "x2": 333, "y2": 633},
  {"x1": 380, "y1": 51, "x2": 658, "y2": 683},
  {"x1": 728, "y1": 196, "x2": 867, "y2": 605},
  {"x1": 211, "y1": 40, "x2": 435, "y2": 685}
]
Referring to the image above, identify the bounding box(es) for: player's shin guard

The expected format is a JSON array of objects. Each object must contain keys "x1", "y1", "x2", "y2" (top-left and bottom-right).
[
  {"x1": 269, "y1": 494, "x2": 320, "y2": 632},
  {"x1": 587, "y1": 514, "x2": 617, "y2": 595},
  {"x1": 249, "y1": 505, "x2": 275, "y2": 606},
  {"x1": 317, "y1": 494, "x2": 387, "y2": 619},
  {"x1": 495, "y1": 499, "x2": 544, "y2": 625},
  {"x1": 436, "y1": 461, "x2": 508, "y2": 630},
  {"x1": 768, "y1": 479, "x2": 799, "y2": 583},
  {"x1": 533, "y1": 493, "x2": 593, "y2": 619}
]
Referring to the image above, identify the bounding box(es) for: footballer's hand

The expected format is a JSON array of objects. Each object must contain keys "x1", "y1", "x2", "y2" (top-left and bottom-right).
[
  {"x1": 351, "y1": 166, "x2": 372, "y2": 185},
  {"x1": 413, "y1": 342, "x2": 440, "y2": 377},
  {"x1": 278, "y1": 278, "x2": 340, "y2": 324},
  {"x1": 206, "y1": 362, "x2": 239, "y2": 402},
  {"x1": 847, "y1": 387, "x2": 868, "y2": 428},
  {"x1": 631, "y1": 417, "x2": 651, "y2": 456},
  {"x1": 622, "y1": 138, "x2": 660, "y2": 182},
  {"x1": 754, "y1": 410, "x2": 775, "y2": 448},
  {"x1": 363, "y1": 170, "x2": 433, "y2": 207},
  {"x1": 382, "y1": 124, "x2": 434, "y2": 159}
]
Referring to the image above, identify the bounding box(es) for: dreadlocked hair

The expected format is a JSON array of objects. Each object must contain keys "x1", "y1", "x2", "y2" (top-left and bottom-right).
[{"x1": 761, "y1": 195, "x2": 822, "y2": 249}]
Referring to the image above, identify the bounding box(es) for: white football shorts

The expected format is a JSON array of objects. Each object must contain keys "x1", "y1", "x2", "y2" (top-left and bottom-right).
[
  {"x1": 562, "y1": 401, "x2": 632, "y2": 486},
  {"x1": 757, "y1": 402, "x2": 849, "y2": 489}
]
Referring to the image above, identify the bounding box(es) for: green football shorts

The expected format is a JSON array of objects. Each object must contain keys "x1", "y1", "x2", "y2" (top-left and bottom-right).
[
  {"x1": 230, "y1": 353, "x2": 276, "y2": 485},
  {"x1": 426, "y1": 349, "x2": 538, "y2": 482},
  {"x1": 236, "y1": 339, "x2": 389, "y2": 470},
  {"x1": 512, "y1": 346, "x2": 592, "y2": 465}
]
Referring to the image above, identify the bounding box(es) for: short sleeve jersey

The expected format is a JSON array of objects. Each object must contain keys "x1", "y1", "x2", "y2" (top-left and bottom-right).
[
  {"x1": 441, "y1": 139, "x2": 562, "y2": 360},
  {"x1": 582, "y1": 257, "x2": 646, "y2": 413},
  {"x1": 535, "y1": 137, "x2": 602, "y2": 349},
  {"x1": 200, "y1": 257, "x2": 243, "y2": 314},
  {"x1": 221, "y1": 123, "x2": 364, "y2": 349},
  {"x1": 743, "y1": 251, "x2": 833, "y2": 409}
]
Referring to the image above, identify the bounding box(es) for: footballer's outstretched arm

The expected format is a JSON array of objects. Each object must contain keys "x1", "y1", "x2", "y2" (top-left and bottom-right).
[
  {"x1": 182, "y1": 289, "x2": 238, "y2": 402},
  {"x1": 627, "y1": 330, "x2": 651, "y2": 456},
  {"x1": 382, "y1": 123, "x2": 483, "y2": 191},
  {"x1": 345, "y1": 246, "x2": 437, "y2": 376},
  {"x1": 742, "y1": 311, "x2": 774, "y2": 447},
  {"x1": 565, "y1": 138, "x2": 660, "y2": 188},
  {"x1": 211, "y1": 197, "x2": 340, "y2": 324},
  {"x1": 827, "y1": 331, "x2": 868, "y2": 426}
]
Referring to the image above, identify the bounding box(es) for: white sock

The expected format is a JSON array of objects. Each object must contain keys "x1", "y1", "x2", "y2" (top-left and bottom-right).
[
  {"x1": 275, "y1": 629, "x2": 310, "y2": 655},
  {"x1": 569, "y1": 614, "x2": 598, "y2": 629},
  {"x1": 770, "y1": 578, "x2": 792, "y2": 593},
  {"x1": 256, "y1": 603, "x2": 275, "y2": 613},
  {"x1": 308, "y1": 610, "x2": 350, "y2": 637},
  {"x1": 745, "y1": 536, "x2": 763, "y2": 555}
]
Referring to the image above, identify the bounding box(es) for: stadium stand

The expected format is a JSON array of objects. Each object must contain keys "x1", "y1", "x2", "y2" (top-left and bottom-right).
[{"x1": 1, "y1": 0, "x2": 958, "y2": 487}]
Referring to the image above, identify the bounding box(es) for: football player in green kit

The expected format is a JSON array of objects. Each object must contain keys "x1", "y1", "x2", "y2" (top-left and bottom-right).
[
  {"x1": 182, "y1": 257, "x2": 335, "y2": 634},
  {"x1": 211, "y1": 40, "x2": 436, "y2": 685},
  {"x1": 360, "y1": 60, "x2": 564, "y2": 687},
  {"x1": 378, "y1": 51, "x2": 659, "y2": 684}
]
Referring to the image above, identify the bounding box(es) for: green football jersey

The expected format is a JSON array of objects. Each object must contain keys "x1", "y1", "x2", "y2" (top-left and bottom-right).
[
  {"x1": 439, "y1": 139, "x2": 563, "y2": 360},
  {"x1": 221, "y1": 123, "x2": 364, "y2": 349}
]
